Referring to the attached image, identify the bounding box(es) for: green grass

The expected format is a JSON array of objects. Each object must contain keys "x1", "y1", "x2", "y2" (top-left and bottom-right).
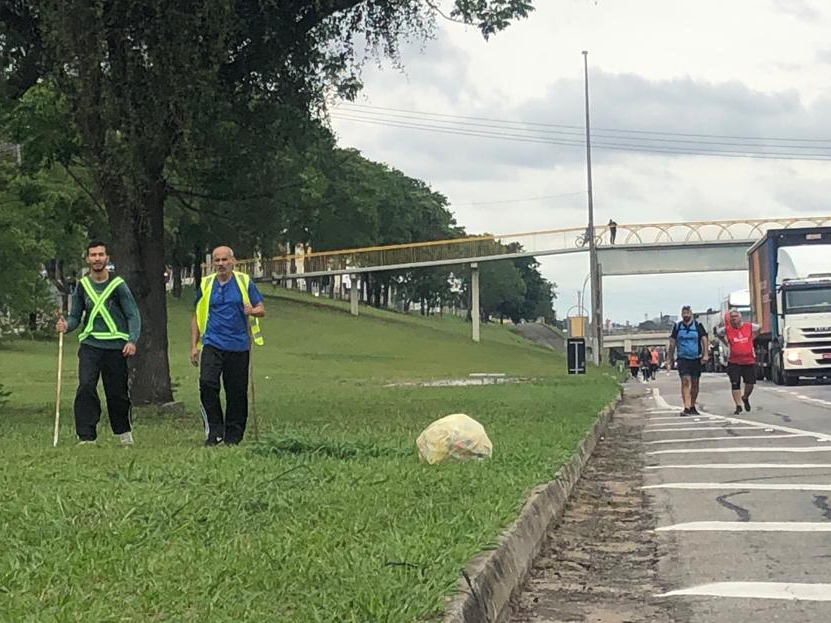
[{"x1": 0, "y1": 289, "x2": 618, "y2": 622}]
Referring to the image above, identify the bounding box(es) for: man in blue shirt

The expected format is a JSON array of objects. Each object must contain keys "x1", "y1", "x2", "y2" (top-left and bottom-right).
[
  {"x1": 667, "y1": 305, "x2": 709, "y2": 416},
  {"x1": 191, "y1": 246, "x2": 265, "y2": 445}
]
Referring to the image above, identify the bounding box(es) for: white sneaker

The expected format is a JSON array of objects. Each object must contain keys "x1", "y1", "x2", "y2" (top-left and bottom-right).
[
  {"x1": 77, "y1": 440, "x2": 96, "y2": 445},
  {"x1": 119, "y1": 431, "x2": 134, "y2": 445}
]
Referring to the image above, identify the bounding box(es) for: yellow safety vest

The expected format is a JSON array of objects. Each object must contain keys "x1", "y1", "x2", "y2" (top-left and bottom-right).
[
  {"x1": 195, "y1": 271, "x2": 263, "y2": 348},
  {"x1": 78, "y1": 276, "x2": 131, "y2": 342}
]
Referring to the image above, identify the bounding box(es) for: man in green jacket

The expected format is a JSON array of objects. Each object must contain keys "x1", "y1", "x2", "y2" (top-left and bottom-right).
[{"x1": 56, "y1": 241, "x2": 141, "y2": 444}]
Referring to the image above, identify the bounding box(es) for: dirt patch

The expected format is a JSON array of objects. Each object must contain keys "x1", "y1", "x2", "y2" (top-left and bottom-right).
[{"x1": 509, "y1": 390, "x2": 682, "y2": 623}]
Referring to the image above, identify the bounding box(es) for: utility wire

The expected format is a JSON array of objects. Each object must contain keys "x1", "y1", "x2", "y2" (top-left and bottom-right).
[
  {"x1": 331, "y1": 113, "x2": 831, "y2": 162},
  {"x1": 337, "y1": 102, "x2": 831, "y2": 145}
]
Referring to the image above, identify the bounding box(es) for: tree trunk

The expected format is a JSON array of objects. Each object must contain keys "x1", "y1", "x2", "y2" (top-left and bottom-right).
[
  {"x1": 193, "y1": 243, "x2": 203, "y2": 292},
  {"x1": 104, "y1": 177, "x2": 174, "y2": 406},
  {"x1": 172, "y1": 265, "x2": 183, "y2": 299}
]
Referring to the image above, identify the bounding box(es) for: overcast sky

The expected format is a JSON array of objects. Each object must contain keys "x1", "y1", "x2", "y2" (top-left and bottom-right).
[{"x1": 330, "y1": 0, "x2": 831, "y2": 323}]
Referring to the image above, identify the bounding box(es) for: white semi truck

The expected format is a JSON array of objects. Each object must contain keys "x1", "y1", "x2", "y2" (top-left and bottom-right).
[{"x1": 748, "y1": 228, "x2": 831, "y2": 385}]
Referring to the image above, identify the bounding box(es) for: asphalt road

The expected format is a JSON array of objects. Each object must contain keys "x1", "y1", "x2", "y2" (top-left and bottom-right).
[
  {"x1": 646, "y1": 370, "x2": 831, "y2": 622},
  {"x1": 511, "y1": 371, "x2": 831, "y2": 622}
]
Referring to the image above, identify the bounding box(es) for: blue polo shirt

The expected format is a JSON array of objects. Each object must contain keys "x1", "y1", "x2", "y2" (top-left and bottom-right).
[{"x1": 195, "y1": 275, "x2": 263, "y2": 352}]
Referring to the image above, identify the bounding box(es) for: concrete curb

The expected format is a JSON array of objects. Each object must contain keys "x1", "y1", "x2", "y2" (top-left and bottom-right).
[{"x1": 441, "y1": 388, "x2": 625, "y2": 623}]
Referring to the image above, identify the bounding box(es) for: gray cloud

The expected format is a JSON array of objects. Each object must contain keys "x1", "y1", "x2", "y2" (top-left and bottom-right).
[
  {"x1": 772, "y1": 0, "x2": 821, "y2": 21},
  {"x1": 817, "y1": 48, "x2": 831, "y2": 64}
]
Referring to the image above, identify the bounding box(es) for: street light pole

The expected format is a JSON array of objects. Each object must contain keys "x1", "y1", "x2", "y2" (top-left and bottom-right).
[{"x1": 582, "y1": 50, "x2": 603, "y2": 365}]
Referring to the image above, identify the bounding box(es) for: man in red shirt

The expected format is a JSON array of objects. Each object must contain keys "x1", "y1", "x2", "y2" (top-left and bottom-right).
[{"x1": 716, "y1": 310, "x2": 761, "y2": 415}]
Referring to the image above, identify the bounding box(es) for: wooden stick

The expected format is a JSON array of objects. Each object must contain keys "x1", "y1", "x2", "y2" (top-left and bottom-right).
[
  {"x1": 249, "y1": 349, "x2": 260, "y2": 442},
  {"x1": 53, "y1": 330, "x2": 65, "y2": 447}
]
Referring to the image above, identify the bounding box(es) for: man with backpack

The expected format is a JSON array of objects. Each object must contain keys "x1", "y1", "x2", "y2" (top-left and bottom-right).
[{"x1": 666, "y1": 305, "x2": 709, "y2": 416}]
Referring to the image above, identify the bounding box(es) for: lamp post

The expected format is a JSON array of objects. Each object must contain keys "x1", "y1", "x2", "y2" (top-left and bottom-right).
[{"x1": 582, "y1": 50, "x2": 603, "y2": 365}]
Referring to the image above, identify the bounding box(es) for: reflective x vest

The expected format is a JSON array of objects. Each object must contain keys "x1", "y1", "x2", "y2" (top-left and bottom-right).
[
  {"x1": 78, "y1": 276, "x2": 130, "y2": 342},
  {"x1": 195, "y1": 271, "x2": 263, "y2": 348},
  {"x1": 725, "y1": 322, "x2": 755, "y2": 365}
]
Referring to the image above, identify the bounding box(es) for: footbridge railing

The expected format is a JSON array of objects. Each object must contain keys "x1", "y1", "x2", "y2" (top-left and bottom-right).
[{"x1": 232, "y1": 216, "x2": 831, "y2": 279}]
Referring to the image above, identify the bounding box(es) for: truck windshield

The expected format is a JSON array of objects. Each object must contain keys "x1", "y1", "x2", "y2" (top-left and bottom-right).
[
  {"x1": 735, "y1": 306, "x2": 751, "y2": 322},
  {"x1": 785, "y1": 287, "x2": 831, "y2": 314}
]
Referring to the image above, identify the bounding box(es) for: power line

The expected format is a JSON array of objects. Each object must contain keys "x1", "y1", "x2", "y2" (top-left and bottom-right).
[
  {"x1": 330, "y1": 114, "x2": 831, "y2": 162},
  {"x1": 337, "y1": 102, "x2": 831, "y2": 146},
  {"x1": 337, "y1": 106, "x2": 830, "y2": 151},
  {"x1": 453, "y1": 191, "x2": 586, "y2": 206}
]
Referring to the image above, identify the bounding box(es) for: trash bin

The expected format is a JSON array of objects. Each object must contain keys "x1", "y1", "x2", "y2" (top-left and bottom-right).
[{"x1": 567, "y1": 337, "x2": 586, "y2": 374}]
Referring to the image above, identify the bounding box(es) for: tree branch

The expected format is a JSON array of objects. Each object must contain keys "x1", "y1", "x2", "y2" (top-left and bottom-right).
[{"x1": 60, "y1": 162, "x2": 105, "y2": 212}]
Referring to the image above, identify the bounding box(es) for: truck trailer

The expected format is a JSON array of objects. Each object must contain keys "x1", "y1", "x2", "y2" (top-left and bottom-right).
[{"x1": 748, "y1": 227, "x2": 831, "y2": 385}]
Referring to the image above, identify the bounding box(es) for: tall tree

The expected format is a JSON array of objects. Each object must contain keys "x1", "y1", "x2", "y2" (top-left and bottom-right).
[{"x1": 0, "y1": 1, "x2": 534, "y2": 404}]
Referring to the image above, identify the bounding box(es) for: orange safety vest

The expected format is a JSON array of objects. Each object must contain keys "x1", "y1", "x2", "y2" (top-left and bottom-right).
[
  {"x1": 650, "y1": 350, "x2": 659, "y2": 365},
  {"x1": 628, "y1": 353, "x2": 639, "y2": 367}
]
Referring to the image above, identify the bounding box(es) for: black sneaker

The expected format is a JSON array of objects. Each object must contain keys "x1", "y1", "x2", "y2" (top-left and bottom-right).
[
  {"x1": 733, "y1": 405, "x2": 743, "y2": 415},
  {"x1": 689, "y1": 406, "x2": 700, "y2": 415},
  {"x1": 742, "y1": 397, "x2": 751, "y2": 412},
  {"x1": 204, "y1": 437, "x2": 224, "y2": 447},
  {"x1": 680, "y1": 408, "x2": 691, "y2": 417}
]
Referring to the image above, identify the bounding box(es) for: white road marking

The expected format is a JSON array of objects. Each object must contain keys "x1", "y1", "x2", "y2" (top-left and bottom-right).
[
  {"x1": 643, "y1": 482, "x2": 831, "y2": 491},
  {"x1": 645, "y1": 463, "x2": 831, "y2": 470},
  {"x1": 651, "y1": 388, "x2": 831, "y2": 442},
  {"x1": 657, "y1": 582, "x2": 831, "y2": 601},
  {"x1": 647, "y1": 446, "x2": 831, "y2": 455},
  {"x1": 645, "y1": 416, "x2": 691, "y2": 421},
  {"x1": 656, "y1": 522, "x2": 831, "y2": 532},
  {"x1": 645, "y1": 434, "x2": 808, "y2": 445},
  {"x1": 644, "y1": 427, "x2": 762, "y2": 433}
]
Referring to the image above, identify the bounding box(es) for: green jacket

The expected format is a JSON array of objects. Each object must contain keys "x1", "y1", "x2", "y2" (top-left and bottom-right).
[{"x1": 66, "y1": 275, "x2": 141, "y2": 349}]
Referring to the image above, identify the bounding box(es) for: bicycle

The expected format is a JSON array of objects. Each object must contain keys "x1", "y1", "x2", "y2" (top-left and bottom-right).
[{"x1": 574, "y1": 231, "x2": 602, "y2": 248}]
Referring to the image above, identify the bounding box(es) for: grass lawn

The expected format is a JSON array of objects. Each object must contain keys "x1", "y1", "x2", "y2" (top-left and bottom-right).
[{"x1": 0, "y1": 289, "x2": 618, "y2": 622}]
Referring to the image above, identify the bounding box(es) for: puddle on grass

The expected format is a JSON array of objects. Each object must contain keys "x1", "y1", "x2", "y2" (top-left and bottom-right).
[{"x1": 385, "y1": 373, "x2": 535, "y2": 388}]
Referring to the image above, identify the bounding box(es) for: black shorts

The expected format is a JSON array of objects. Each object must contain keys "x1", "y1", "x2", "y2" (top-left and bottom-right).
[
  {"x1": 727, "y1": 363, "x2": 756, "y2": 389},
  {"x1": 677, "y1": 358, "x2": 702, "y2": 379}
]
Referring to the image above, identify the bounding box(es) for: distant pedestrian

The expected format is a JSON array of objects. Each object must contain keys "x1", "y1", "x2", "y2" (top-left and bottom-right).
[
  {"x1": 716, "y1": 310, "x2": 761, "y2": 415},
  {"x1": 649, "y1": 347, "x2": 660, "y2": 378},
  {"x1": 639, "y1": 347, "x2": 652, "y2": 380},
  {"x1": 608, "y1": 219, "x2": 618, "y2": 245},
  {"x1": 56, "y1": 241, "x2": 141, "y2": 445},
  {"x1": 628, "y1": 351, "x2": 640, "y2": 379},
  {"x1": 666, "y1": 305, "x2": 709, "y2": 416},
  {"x1": 191, "y1": 246, "x2": 265, "y2": 446}
]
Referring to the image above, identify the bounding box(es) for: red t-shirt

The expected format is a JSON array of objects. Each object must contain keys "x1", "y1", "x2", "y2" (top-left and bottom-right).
[{"x1": 725, "y1": 322, "x2": 755, "y2": 365}]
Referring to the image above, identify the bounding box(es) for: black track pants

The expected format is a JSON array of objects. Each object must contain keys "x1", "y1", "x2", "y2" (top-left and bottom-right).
[
  {"x1": 74, "y1": 344, "x2": 132, "y2": 441},
  {"x1": 199, "y1": 345, "x2": 249, "y2": 444}
]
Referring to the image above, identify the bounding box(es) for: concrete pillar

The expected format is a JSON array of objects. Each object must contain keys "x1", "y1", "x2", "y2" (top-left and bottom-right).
[
  {"x1": 350, "y1": 276, "x2": 359, "y2": 316},
  {"x1": 471, "y1": 263, "x2": 480, "y2": 343}
]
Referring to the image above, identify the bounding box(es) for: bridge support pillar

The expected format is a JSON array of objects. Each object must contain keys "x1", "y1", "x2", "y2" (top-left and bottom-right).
[
  {"x1": 350, "y1": 277, "x2": 359, "y2": 316},
  {"x1": 471, "y1": 263, "x2": 480, "y2": 343}
]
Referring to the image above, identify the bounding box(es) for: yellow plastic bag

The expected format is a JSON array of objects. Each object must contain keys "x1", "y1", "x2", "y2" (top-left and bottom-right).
[{"x1": 416, "y1": 413, "x2": 493, "y2": 465}]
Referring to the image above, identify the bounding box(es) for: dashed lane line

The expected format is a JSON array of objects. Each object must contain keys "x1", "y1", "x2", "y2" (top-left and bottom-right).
[
  {"x1": 645, "y1": 434, "x2": 809, "y2": 445},
  {"x1": 643, "y1": 482, "x2": 831, "y2": 491},
  {"x1": 645, "y1": 463, "x2": 831, "y2": 470},
  {"x1": 656, "y1": 521, "x2": 831, "y2": 532},
  {"x1": 657, "y1": 582, "x2": 831, "y2": 601}
]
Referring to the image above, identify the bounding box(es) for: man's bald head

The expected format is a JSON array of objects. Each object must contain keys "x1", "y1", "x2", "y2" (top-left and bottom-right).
[
  {"x1": 212, "y1": 246, "x2": 234, "y2": 259},
  {"x1": 212, "y1": 245, "x2": 235, "y2": 277}
]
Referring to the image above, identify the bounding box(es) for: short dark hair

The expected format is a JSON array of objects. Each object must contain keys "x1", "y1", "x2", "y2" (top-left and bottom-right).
[
  {"x1": 86, "y1": 240, "x2": 108, "y2": 255},
  {"x1": 681, "y1": 305, "x2": 692, "y2": 311}
]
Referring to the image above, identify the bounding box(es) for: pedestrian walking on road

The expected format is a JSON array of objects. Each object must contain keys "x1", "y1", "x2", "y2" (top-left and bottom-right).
[
  {"x1": 649, "y1": 347, "x2": 660, "y2": 378},
  {"x1": 608, "y1": 219, "x2": 618, "y2": 245},
  {"x1": 56, "y1": 241, "x2": 141, "y2": 444},
  {"x1": 191, "y1": 246, "x2": 265, "y2": 446},
  {"x1": 639, "y1": 347, "x2": 652, "y2": 381},
  {"x1": 628, "y1": 351, "x2": 640, "y2": 378},
  {"x1": 716, "y1": 310, "x2": 761, "y2": 415},
  {"x1": 666, "y1": 305, "x2": 709, "y2": 416}
]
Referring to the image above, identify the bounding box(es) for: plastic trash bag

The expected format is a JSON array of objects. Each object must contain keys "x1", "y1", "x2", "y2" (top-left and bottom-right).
[{"x1": 416, "y1": 413, "x2": 493, "y2": 465}]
